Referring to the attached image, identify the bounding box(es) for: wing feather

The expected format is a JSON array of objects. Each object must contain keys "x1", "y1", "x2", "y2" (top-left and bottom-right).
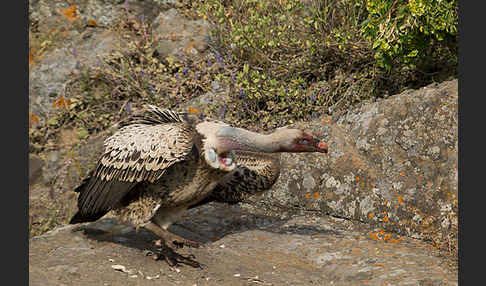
[{"x1": 71, "y1": 109, "x2": 197, "y2": 224}]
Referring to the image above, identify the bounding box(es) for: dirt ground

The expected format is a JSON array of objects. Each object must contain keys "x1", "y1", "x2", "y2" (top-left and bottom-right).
[{"x1": 29, "y1": 203, "x2": 457, "y2": 286}]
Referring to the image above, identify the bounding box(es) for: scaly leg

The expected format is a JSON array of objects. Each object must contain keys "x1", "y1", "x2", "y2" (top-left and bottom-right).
[{"x1": 145, "y1": 221, "x2": 200, "y2": 248}]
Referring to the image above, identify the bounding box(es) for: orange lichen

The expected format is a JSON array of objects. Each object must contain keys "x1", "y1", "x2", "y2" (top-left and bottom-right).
[
  {"x1": 368, "y1": 212, "x2": 375, "y2": 219},
  {"x1": 29, "y1": 113, "x2": 40, "y2": 128},
  {"x1": 352, "y1": 249, "x2": 361, "y2": 253},
  {"x1": 305, "y1": 193, "x2": 311, "y2": 199},
  {"x1": 369, "y1": 232, "x2": 379, "y2": 240},
  {"x1": 356, "y1": 176, "x2": 360, "y2": 181},
  {"x1": 29, "y1": 48, "x2": 36, "y2": 65},
  {"x1": 320, "y1": 116, "x2": 331, "y2": 125},
  {"x1": 397, "y1": 196, "x2": 404, "y2": 204},
  {"x1": 399, "y1": 171, "x2": 405, "y2": 176},
  {"x1": 52, "y1": 97, "x2": 71, "y2": 108},
  {"x1": 60, "y1": 5, "x2": 79, "y2": 22},
  {"x1": 188, "y1": 106, "x2": 199, "y2": 114},
  {"x1": 87, "y1": 20, "x2": 98, "y2": 27},
  {"x1": 383, "y1": 233, "x2": 391, "y2": 241},
  {"x1": 314, "y1": 192, "x2": 321, "y2": 199},
  {"x1": 383, "y1": 216, "x2": 389, "y2": 223},
  {"x1": 375, "y1": 263, "x2": 384, "y2": 268}
]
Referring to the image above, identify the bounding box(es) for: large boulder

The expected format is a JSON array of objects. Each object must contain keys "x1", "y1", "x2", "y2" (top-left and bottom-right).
[
  {"x1": 151, "y1": 8, "x2": 210, "y2": 59},
  {"x1": 29, "y1": 0, "x2": 166, "y2": 117},
  {"x1": 246, "y1": 79, "x2": 458, "y2": 248}
]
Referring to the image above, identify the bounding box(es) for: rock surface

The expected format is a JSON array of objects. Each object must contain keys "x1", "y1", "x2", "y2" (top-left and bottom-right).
[
  {"x1": 152, "y1": 8, "x2": 210, "y2": 59},
  {"x1": 29, "y1": 203, "x2": 457, "y2": 286},
  {"x1": 29, "y1": 0, "x2": 167, "y2": 117},
  {"x1": 247, "y1": 79, "x2": 458, "y2": 250}
]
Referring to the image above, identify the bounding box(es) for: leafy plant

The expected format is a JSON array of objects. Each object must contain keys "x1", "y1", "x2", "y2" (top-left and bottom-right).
[{"x1": 361, "y1": 0, "x2": 458, "y2": 72}]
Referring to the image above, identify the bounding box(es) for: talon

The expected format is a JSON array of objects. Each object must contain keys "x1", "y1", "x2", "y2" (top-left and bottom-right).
[
  {"x1": 154, "y1": 239, "x2": 163, "y2": 248},
  {"x1": 198, "y1": 263, "x2": 207, "y2": 270},
  {"x1": 144, "y1": 250, "x2": 155, "y2": 256}
]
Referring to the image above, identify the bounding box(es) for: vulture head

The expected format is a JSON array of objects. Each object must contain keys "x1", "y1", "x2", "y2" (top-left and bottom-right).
[{"x1": 197, "y1": 122, "x2": 328, "y2": 172}]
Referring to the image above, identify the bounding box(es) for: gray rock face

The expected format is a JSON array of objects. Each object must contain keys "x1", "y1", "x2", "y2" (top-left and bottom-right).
[
  {"x1": 29, "y1": 203, "x2": 457, "y2": 286},
  {"x1": 29, "y1": 0, "x2": 165, "y2": 117},
  {"x1": 29, "y1": 154, "x2": 44, "y2": 185},
  {"x1": 29, "y1": 29, "x2": 124, "y2": 117},
  {"x1": 247, "y1": 80, "x2": 458, "y2": 247},
  {"x1": 152, "y1": 8, "x2": 210, "y2": 59}
]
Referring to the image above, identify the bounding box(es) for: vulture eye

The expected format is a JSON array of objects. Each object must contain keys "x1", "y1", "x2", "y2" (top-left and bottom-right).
[{"x1": 299, "y1": 138, "x2": 309, "y2": 145}]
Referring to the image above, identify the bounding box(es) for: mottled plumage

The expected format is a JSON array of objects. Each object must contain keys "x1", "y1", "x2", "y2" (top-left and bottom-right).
[{"x1": 70, "y1": 105, "x2": 328, "y2": 267}]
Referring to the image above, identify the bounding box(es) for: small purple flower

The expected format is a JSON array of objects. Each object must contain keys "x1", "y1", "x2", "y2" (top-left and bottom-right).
[
  {"x1": 71, "y1": 48, "x2": 78, "y2": 56},
  {"x1": 312, "y1": 113, "x2": 317, "y2": 119},
  {"x1": 215, "y1": 53, "x2": 222, "y2": 63},
  {"x1": 219, "y1": 105, "x2": 227, "y2": 119},
  {"x1": 140, "y1": 14, "x2": 145, "y2": 23},
  {"x1": 194, "y1": 72, "x2": 200, "y2": 80},
  {"x1": 239, "y1": 89, "x2": 245, "y2": 98},
  {"x1": 215, "y1": 53, "x2": 225, "y2": 68},
  {"x1": 285, "y1": 87, "x2": 289, "y2": 93},
  {"x1": 227, "y1": 54, "x2": 232, "y2": 62},
  {"x1": 231, "y1": 74, "x2": 235, "y2": 84},
  {"x1": 125, "y1": 101, "x2": 132, "y2": 114},
  {"x1": 349, "y1": 74, "x2": 354, "y2": 81},
  {"x1": 309, "y1": 92, "x2": 315, "y2": 103},
  {"x1": 175, "y1": 73, "x2": 179, "y2": 80},
  {"x1": 183, "y1": 66, "x2": 189, "y2": 74},
  {"x1": 207, "y1": 58, "x2": 211, "y2": 66}
]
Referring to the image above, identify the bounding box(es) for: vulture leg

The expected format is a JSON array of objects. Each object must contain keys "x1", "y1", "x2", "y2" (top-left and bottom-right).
[
  {"x1": 144, "y1": 222, "x2": 202, "y2": 268},
  {"x1": 152, "y1": 229, "x2": 200, "y2": 249},
  {"x1": 148, "y1": 206, "x2": 201, "y2": 248}
]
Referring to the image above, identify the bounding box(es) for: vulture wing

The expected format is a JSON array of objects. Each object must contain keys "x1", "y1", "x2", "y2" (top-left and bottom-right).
[{"x1": 70, "y1": 108, "x2": 195, "y2": 223}]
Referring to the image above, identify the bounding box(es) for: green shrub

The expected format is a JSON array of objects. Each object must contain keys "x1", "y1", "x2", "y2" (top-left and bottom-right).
[
  {"x1": 195, "y1": 0, "x2": 378, "y2": 129},
  {"x1": 361, "y1": 0, "x2": 458, "y2": 72}
]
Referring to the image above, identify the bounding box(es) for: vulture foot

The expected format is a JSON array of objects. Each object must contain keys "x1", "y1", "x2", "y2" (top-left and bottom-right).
[{"x1": 152, "y1": 244, "x2": 202, "y2": 268}]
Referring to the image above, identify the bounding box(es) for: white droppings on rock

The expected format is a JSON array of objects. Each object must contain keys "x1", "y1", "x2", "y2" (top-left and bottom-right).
[
  {"x1": 347, "y1": 200, "x2": 357, "y2": 218},
  {"x1": 359, "y1": 196, "x2": 375, "y2": 216},
  {"x1": 356, "y1": 138, "x2": 371, "y2": 151},
  {"x1": 392, "y1": 182, "x2": 403, "y2": 190},
  {"x1": 325, "y1": 176, "x2": 341, "y2": 189},
  {"x1": 334, "y1": 184, "x2": 349, "y2": 195},
  {"x1": 343, "y1": 173, "x2": 355, "y2": 184}
]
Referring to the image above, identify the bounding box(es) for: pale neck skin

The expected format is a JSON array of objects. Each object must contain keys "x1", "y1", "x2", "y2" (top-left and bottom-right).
[{"x1": 215, "y1": 127, "x2": 298, "y2": 153}]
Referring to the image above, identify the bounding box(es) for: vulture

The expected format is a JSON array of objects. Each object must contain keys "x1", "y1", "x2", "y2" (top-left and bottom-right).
[{"x1": 69, "y1": 105, "x2": 328, "y2": 267}]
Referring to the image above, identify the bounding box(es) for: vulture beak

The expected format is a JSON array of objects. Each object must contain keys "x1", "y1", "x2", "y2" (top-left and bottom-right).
[{"x1": 316, "y1": 140, "x2": 328, "y2": 153}]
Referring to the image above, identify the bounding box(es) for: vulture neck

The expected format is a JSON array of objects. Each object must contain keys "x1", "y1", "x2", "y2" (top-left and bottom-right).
[{"x1": 216, "y1": 127, "x2": 284, "y2": 153}]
